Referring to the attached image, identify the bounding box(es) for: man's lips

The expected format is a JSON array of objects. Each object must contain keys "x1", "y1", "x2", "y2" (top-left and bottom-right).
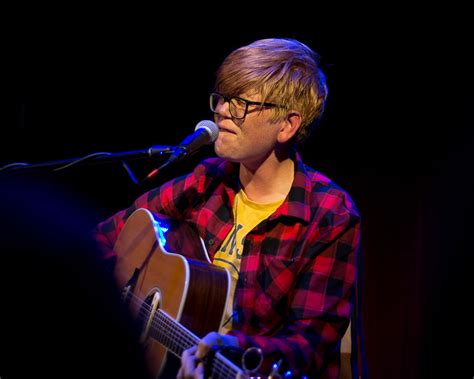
[{"x1": 218, "y1": 125, "x2": 238, "y2": 135}]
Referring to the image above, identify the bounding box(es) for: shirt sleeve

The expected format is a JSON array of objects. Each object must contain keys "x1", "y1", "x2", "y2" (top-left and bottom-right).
[
  {"x1": 90, "y1": 160, "x2": 211, "y2": 261},
  {"x1": 228, "y1": 196, "x2": 361, "y2": 377}
]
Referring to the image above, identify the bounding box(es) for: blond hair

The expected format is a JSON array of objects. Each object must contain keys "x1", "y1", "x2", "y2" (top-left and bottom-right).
[{"x1": 214, "y1": 38, "x2": 328, "y2": 143}]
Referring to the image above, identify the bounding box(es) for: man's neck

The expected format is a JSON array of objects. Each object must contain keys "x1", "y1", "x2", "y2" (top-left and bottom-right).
[{"x1": 239, "y1": 151, "x2": 294, "y2": 204}]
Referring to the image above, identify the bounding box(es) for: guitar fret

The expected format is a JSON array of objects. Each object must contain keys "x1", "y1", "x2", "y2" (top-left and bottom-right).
[
  {"x1": 126, "y1": 293, "x2": 243, "y2": 378},
  {"x1": 149, "y1": 310, "x2": 199, "y2": 356},
  {"x1": 162, "y1": 316, "x2": 172, "y2": 349},
  {"x1": 213, "y1": 358, "x2": 226, "y2": 379},
  {"x1": 143, "y1": 308, "x2": 242, "y2": 378},
  {"x1": 155, "y1": 311, "x2": 166, "y2": 346},
  {"x1": 213, "y1": 352, "x2": 241, "y2": 378},
  {"x1": 160, "y1": 312, "x2": 179, "y2": 353}
]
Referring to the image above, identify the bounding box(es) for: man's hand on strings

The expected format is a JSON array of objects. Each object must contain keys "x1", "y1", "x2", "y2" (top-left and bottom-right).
[{"x1": 177, "y1": 332, "x2": 238, "y2": 379}]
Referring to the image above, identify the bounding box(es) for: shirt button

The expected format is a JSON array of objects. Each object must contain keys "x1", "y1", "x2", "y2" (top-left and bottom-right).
[{"x1": 208, "y1": 239, "x2": 215, "y2": 245}]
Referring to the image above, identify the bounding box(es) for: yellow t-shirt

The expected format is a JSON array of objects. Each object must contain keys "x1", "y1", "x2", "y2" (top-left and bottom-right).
[{"x1": 213, "y1": 189, "x2": 285, "y2": 333}]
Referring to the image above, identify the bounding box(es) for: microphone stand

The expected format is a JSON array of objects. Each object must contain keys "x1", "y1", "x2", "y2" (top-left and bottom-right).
[{"x1": 0, "y1": 145, "x2": 174, "y2": 184}]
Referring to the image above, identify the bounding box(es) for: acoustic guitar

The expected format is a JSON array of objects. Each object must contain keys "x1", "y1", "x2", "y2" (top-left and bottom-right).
[{"x1": 113, "y1": 208, "x2": 245, "y2": 378}]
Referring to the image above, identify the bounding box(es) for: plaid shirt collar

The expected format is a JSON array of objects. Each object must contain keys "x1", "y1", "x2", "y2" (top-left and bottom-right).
[
  {"x1": 273, "y1": 151, "x2": 312, "y2": 223},
  {"x1": 219, "y1": 150, "x2": 312, "y2": 224}
]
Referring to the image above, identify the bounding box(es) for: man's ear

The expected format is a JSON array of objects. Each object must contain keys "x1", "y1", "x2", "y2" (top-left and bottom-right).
[{"x1": 277, "y1": 112, "x2": 302, "y2": 144}]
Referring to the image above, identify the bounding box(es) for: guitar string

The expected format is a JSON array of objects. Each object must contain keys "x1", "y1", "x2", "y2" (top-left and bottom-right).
[
  {"x1": 216, "y1": 356, "x2": 234, "y2": 379},
  {"x1": 213, "y1": 358, "x2": 232, "y2": 379},
  {"x1": 150, "y1": 309, "x2": 198, "y2": 354},
  {"x1": 124, "y1": 291, "x2": 241, "y2": 377},
  {"x1": 129, "y1": 299, "x2": 196, "y2": 359},
  {"x1": 152, "y1": 313, "x2": 241, "y2": 379},
  {"x1": 129, "y1": 294, "x2": 240, "y2": 377},
  {"x1": 126, "y1": 292, "x2": 199, "y2": 352},
  {"x1": 128, "y1": 293, "x2": 235, "y2": 374},
  {"x1": 217, "y1": 353, "x2": 242, "y2": 378}
]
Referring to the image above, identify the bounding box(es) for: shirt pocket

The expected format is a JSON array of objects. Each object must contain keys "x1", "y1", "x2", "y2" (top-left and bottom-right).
[{"x1": 253, "y1": 254, "x2": 301, "y2": 330}]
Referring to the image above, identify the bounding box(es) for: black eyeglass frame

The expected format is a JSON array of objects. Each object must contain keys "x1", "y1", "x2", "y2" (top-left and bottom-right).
[{"x1": 210, "y1": 92, "x2": 284, "y2": 120}]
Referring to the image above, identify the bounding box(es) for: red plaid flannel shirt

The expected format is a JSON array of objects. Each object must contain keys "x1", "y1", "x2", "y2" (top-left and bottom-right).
[{"x1": 92, "y1": 152, "x2": 360, "y2": 378}]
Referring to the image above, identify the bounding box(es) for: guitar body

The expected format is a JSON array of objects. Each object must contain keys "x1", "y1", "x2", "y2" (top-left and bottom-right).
[{"x1": 113, "y1": 208, "x2": 230, "y2": 378}]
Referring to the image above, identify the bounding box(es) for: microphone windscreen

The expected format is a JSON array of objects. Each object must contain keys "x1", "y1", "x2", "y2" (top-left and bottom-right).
[{"x1": 195, "y1": 120, "x2": 219, "y2": 142}]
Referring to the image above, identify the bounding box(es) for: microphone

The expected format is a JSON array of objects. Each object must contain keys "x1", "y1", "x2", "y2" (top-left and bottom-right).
[
  {"x1": 164, "y1": 119, "x2": 219, "y2": 167},
  {"x1": 144, "y1": 120, "x2": 219, "y2": 182}
]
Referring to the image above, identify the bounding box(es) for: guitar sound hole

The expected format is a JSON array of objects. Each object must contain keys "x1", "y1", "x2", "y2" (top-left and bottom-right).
[{"x1": 136, "y1": 289, "x2": 161, "y2": 331}]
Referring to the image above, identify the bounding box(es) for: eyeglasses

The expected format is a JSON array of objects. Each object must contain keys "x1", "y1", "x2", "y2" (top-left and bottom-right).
[{"x1": 209, "y1": 92, "x2": 283, "y2": 120}]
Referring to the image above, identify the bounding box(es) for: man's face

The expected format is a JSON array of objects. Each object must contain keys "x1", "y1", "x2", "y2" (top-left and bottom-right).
[{"x1": 213, "y1": 92, "x2": 284, "y2": 167}]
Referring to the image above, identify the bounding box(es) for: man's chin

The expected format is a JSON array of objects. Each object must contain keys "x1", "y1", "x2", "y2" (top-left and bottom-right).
[{"x1": 214, "y1": 148, "x2": 241, "y2": 163}]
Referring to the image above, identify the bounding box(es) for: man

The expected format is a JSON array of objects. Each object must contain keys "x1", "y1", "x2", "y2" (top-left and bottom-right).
[{"x1": 93, "y1": 38, "x2": 360, "y2": 378}]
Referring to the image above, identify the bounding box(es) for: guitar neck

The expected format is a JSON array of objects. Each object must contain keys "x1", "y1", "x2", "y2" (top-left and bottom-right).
[
  {"x1": 148, "y1": 309, "x2": 199, "y2": 357},
  {"x1": 148, "y1": 309, "x2": 242, "y2": 378}
]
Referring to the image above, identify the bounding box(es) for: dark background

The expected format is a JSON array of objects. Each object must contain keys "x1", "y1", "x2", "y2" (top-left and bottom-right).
[{"x1": 1, "y1": 6, "x2": 472, "y2": 378}]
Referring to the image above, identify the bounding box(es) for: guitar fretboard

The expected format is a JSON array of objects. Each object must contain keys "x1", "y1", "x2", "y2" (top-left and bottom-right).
[{"x1": 136, "y1": 298, "x2": 242, "y2": 378}]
